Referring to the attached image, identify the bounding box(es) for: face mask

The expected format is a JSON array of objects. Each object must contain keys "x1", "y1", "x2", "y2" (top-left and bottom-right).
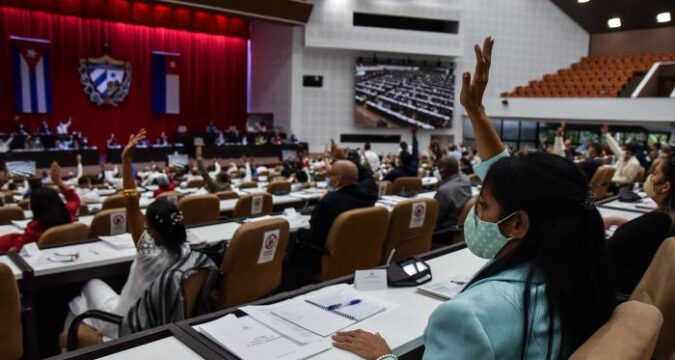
[
  {"x1": 434, "y1": 169, "x2": 442, "y2": 181},
  {"x1": 463, "y1": 206, "x2": 516, "y2": 259},
  {"x1": 326, "y1": 177, "x2": 336, "y2": 192}
]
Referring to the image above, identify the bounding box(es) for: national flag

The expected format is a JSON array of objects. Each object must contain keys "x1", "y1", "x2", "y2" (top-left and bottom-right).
[
  {"x1": 11, "y1": 36, "x2": 53, "y2": 114},
  {"x1": 152, "y1": 51, "x2": 180, "y2": 114}
]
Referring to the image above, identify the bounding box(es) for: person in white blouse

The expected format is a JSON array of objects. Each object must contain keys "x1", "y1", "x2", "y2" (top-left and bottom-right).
[
  {"x1": 362, "y1": 143, "x2": 381, "y2": 171},
  {"x1": 602, "y1": 123, "x2": 642, "y2": 186},
  {"x1": 57, "y1": 117, "x2": 72, "y2": 135}
]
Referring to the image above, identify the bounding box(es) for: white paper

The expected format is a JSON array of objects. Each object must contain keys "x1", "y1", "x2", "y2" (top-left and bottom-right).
[
  {"x1": 258, "y1": 229, "x2": 280, "y2": 264},
  {"x1": 99, "y1": 233, "x2": 136, "y2": 250},
  {"x1": 409, "y1": 202, "x2": 427, "y2": 229},
  {"x1": 354, "y1": 269, "x2": 388, "y2": 291},
  {"x1": 21, "y1": 242, "x2": 41, "y2": 257},
  {"x1": 11, "y1": 219, "x2": 31, "y2": 230},
  {"x1": 194, "y1": 314, "x2": 330, "y2": 360},
  {"x1": 109, "y1": 211, "x2": 127, "y2": 235},
  {"x1": 417, "y1": 277, "x2": 469, "y2": 300},
  {"x1": 272, "y1": 301, "x2": 355, "y2": 337},
  {"x1": 240, "y1": 303, "x2": 323, "y2": 344},
  {"x1": 251, "y1": 195, "x2": 264, "y2": 215}
]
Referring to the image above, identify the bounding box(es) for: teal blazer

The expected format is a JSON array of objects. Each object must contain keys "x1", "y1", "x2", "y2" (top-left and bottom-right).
[{"x1": 422, "y1": 264, "x2": 561, "y2": 359}]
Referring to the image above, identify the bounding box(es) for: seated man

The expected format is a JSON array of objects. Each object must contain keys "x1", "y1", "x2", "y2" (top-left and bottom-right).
[
  {"x1": 384, "y1": 127, "x2": 419, "y2": 182},
  {"x1": 283, "y1": 160, "x2": 378, "y2": 289},
  {"x1": 433, "y1": 156, "x2": 472, "y2": 244},
  {"x1": 602, "y1": 124, "x2": 642, "y2": 187}
]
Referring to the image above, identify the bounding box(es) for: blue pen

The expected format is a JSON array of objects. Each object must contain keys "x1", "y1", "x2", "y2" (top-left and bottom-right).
[{"x1": 327, "y1": 299, "x2": 361, "y2": 310}]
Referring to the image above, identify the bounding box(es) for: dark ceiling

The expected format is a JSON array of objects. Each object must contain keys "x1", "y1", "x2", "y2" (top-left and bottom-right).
[{"x1": 551, "y1": 0, "x2": 675, "y2": 33}]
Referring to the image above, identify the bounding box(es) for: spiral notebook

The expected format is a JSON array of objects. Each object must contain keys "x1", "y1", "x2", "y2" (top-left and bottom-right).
[{"x1": 271, "y1": 288, "x2": 385, "y2": 337}]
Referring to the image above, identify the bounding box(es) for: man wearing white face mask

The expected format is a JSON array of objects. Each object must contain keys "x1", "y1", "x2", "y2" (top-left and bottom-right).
[
  {"x1": 433, "y1": 156, "x2": 472, "y2": 242},
  {"x1": 282, "y1": 160, "x2": 377, "y2": 290}
]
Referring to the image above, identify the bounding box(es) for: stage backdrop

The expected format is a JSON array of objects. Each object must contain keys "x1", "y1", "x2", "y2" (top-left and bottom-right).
[{"x1": 0, "y1": 4, "x2": 249, "y2": 148}]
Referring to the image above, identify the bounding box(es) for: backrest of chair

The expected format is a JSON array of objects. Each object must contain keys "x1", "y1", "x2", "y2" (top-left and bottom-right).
[
  {"x1": 37, "y1": 222, "x2": 90, "y2": 248},
  {"x1": 88, "y1": 208, "x2": 127, "y2": 238},
  {"x1": 155, "y1": 191, "x2": 184, "y2": 204},
  {"x1": 101, "y1": 194, "x2": 126, "y2": 210},
  {"x1": 238, "y1": 181, "x2": 258, "y2": 189},
  {"x1": 186, "y1": 178, "x2": 205, "y2": 189},
  {"x1": 630, "y1": 237, "x2": 675, "y2": 359},
  {"x1": 320, "y1": 207, "x2": 389, "y2": 281},
  {"x1": 182, "y1": 269, "x2": 209, "y2": 318},
  {"x1": 266, "y1": 181, "x2": 291, "y2": 195},
  {"x1": 0, "y1": 206, "x2": 24, "y2": 223},
  {"x1": 593, "y1": 166, "x2": 616, "y2": 199},
  {"x1": 17, "y1": 199, "x2": 29, "y2": 211},
  {"x1": 383, "y1": 198, "x2": 438, "y2": 262},
  {"x1": 388, "y1": 177, "x2": 422, "y2": 195},
  {"x1": 215, "y1": 191, "x2": 238, "y2": 200},
  {"x1": 216, "y1": 219, "x2": 290, "y2": 308},
  {"x1": 232, "y1": 193, "x2": 273, "y2": 218},
  {"x1": 178, "y1": 194, "x2": 220, "y2": 226},
  {"x1": 0, "y1": 263, "x2": 22, "y2": 360},
  {"x1": 569, "y1": 301, "x2": 663, "y2": 360},
  {"x1": 452, "y1": 197, "x2": 477, "y2": 243}
]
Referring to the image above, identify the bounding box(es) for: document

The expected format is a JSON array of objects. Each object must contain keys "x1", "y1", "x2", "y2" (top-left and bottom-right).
[
  {"x1": 99, "y1": 233, "x2": 135, "y2": 250},
  {"x1": 194, "y1": 314, "x2": 330, "y2": 360},
  {"x1": 417, "y1": 277, "x2": 469, "y2": 300},
  {"x1": 240, "y1": 303, "x2": 323, "y2": 344}
]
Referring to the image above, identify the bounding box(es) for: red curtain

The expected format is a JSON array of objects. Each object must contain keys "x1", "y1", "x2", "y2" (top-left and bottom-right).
[{"x1": 0, "y1": 5, "x2": 249, "y2": 148}]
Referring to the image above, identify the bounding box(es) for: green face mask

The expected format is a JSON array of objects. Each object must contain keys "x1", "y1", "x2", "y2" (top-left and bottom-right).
[{"x1": 463, "y1": 206, "x2": 516, "y2": 259}]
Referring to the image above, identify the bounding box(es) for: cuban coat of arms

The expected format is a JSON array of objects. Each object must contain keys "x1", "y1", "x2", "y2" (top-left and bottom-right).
[{"x1": 79, "y1": 54, "x2": 131, "y2": 106}]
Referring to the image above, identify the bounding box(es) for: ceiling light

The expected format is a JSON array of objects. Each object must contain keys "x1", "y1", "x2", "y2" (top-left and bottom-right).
[
  {"x1": 657, "y1": 12, "x2": 671, "y2": 23},
  {"x1": 577, "y1": 0, "x2": 590, "y2": 3},
  {"x1": 607, "y1": 17, "x2": 622, "y2": 28}
]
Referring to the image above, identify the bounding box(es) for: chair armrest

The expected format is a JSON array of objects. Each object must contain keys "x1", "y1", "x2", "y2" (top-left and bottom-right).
[{"x1": 67, "y1": 310, "x2": 123, "y2": 351}]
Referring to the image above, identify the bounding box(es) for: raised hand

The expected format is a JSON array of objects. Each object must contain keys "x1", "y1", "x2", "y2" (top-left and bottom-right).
[
  {"x1": 76, "y1": 154, "x2": 82, "y2": 163},
  {"x1": 557, "y1": 121, "x2": 566, "y2": 137},
  {"x1": 601, "y1": 123, "x2": 609, "y2": 134},
  {"x1": 122, "y1": 129, "x2": 147, "y2": 160},
  {"x1": 330, "y1": 139, "x2": 347, "y2": 160},
  {"x1": 195, "y1": 145, "x2": 203, "y2": 160},
  {"x1": 460, "y1": 36, "x2": 494, "y2": 115}
]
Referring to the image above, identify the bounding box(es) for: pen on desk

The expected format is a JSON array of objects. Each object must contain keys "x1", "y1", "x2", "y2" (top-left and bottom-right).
[
  {"x1": 327, "y1": 299, "x2": 362, "y2": 310},
  {"x1": 450, "y1": 280, "x2": 466, "y2": 286},
  {"x1": 89, "y1": 249, "x2": 100, "y2": 255}
]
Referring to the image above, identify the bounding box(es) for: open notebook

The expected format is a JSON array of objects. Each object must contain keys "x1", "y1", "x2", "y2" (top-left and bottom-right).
[
  {"x1": 416, "y1": 277, "x2": 470, "y2": 300},
  {"x1": 271, "y1": 288, "x2": 386, "y2": 337}
]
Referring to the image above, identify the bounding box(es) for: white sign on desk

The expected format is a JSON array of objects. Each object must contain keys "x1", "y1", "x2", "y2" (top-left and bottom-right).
[
  {"x1": 251, "y1": 195, "x2": 263, "y2": 215},
  {"x1": 354, "y1": 269, "x2": 388, "y2": 291},
  {"x1": 258, "y1": 229, "x2": 280, "y2": 264},
  {"x1": 110, "y1": 211, "x2": 127, "y2": 235},
  {"x1": 21, "y1": 242, "x2": 41, "y2": 258}
]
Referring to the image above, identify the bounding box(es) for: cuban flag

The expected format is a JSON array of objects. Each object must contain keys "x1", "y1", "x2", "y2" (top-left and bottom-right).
[
  {"x1": 11, "y1": 36, "x2": 53, "y2": 114},
  {"x1": 152, "y1": 51, "x2": 180, "y2": 114}
]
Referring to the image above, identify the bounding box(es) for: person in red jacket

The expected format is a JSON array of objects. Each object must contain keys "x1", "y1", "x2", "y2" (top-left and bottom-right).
[
  {"x1": 0, "y1": 161, "x2": 80, "y2": 251},
  {"x1": 152, "y1": 174, "x2": 177, "y2": 198}
]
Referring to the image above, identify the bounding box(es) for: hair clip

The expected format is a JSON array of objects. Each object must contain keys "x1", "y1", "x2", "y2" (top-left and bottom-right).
[
  {"x1": 170, "y1": 211, "x2": 184, "y2": 225},
  {"x1": 583, "y1": 189, "x2": 595, "y2": 210}
]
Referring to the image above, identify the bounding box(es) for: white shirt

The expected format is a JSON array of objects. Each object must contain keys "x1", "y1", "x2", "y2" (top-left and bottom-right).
[
  {"x1": 363, "y1": 150, "x2": 381, "y2": 171},
  {"x1": 604, "y1": 133, "x2": 642, "y2": 185}
]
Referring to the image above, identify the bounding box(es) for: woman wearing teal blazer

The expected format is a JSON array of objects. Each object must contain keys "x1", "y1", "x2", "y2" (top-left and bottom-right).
[{"x1": 333, "y1": 37, "x2": 615, "y2": 360}]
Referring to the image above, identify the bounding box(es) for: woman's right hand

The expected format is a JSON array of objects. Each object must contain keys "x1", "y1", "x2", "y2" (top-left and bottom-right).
[
  {"x1": 122, "y1": 129, "x2": 147, "y2": 160},
  {"x1": 195, "y1": 145, "x2": 203, "y2": 161},
  {"x1": 460, "y1": 36, "x2": 494, "y2": 116}
]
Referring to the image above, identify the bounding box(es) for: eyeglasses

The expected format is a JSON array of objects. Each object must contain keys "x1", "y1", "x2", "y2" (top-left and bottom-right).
[{"x1": 47, "y1": 251, "x2": 80, "y2": 263}]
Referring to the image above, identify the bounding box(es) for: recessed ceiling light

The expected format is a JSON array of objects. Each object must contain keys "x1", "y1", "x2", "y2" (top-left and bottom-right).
[
  {"x1": 607, "y1": 17, "x2": 622, "y2": 28},
  {"x1": 657, "y1": 12, "x2": 671, "y2": 23},
  {"x1": 577, "y1": 0, "x2": 590, "y2": 3}
]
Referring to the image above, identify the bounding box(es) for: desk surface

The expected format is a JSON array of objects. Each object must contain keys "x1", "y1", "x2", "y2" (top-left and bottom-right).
[
  {"x1": 0, "y1": 254, "x2": 22, "y2": 280},
  {"x1": 96, "y1": 336, "x2": 205, "y2": 360},
  {"x1": 188, "y1": 222, "x2": 242, "y2": 246},
  {"x1": 599, "y1": 198, "x2": 656, "y2": 214},
  {"x1": 22, "y1": 241, "x2": 136, "y2": 277},
  {"x1": 597, "y1": 207, "x2": 643, "y2": 221}
]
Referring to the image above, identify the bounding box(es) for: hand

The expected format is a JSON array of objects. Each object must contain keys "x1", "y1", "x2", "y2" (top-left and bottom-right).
[
  {"x1": 331, "y1": 139, "x2": 347, "y2": 160},
  {"x1": 410, "y1": 125, "x2": 418, "y2": 135},
  {"x1": 601, "y1": 123, "x2": 609, "y2": 135},
  {"x1": 460, "y1": 36, "x2": 494, "y2": 115},
  {"x1": 122, "y1": 129, "x2": 147, "y2": 160},
  {"x1": 556, "y1": 121, "x2": 566, "y2": 137},
  {"x1": 76, "y1": 154, "x2": 82, "y2": 163},
  {"x1": 195, "y1": 145, "x2": 203, "y2": 160},
  {"x1": 49, "y1": 161, "x2": 62, "y2": 183},
  {"x1": 332, "y1": 330, "x2": 392, "y2": 360}
]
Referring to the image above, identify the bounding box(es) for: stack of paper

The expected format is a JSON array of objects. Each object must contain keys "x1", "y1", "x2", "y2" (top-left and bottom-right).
[
  {"x1": 11, "y1": 219, "x2": 31, "y2": 230},
  {"x1": 417, "y1": 277, "x2": 470, "y2": 300}
]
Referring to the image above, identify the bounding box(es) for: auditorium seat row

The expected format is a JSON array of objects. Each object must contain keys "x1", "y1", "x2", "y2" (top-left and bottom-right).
[{"x1": 501, "y1": 52, "x2": 675, "y2": 98}]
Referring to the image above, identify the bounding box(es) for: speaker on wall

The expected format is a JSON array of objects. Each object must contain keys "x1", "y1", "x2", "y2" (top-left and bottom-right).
[{"x1": 303, "y1": 75, "x2": 323, "y2": 87}]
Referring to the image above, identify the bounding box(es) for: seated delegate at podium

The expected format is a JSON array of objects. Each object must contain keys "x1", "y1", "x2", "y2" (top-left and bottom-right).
[
  {"x1": 283, "y1": 160, "x2": 377, "y2": 289},
  {"x1": 334, "y1": 37, "x2": 614, "y2": 360},
  {"x1": 605, "y1": 152, "x2": 675, "y2": 294},
  {"x1": 157, "y1": 131, "x2": 169, "y2": 146},
  {"x1": 107, "y1": 133, "x2": 120, "y2": 148},
  {"x1": 434, "y1": 156, "x2": 472, "y2": 239},
  {"x1": 0, "y1": 162, "x2": 81, "y2": 251},
  {"x1": 57, "y1": 116, "x2": 73, "y2": 135},
  {"x1": 66, "y1": 129, "x2": 215, "y2": 337}
]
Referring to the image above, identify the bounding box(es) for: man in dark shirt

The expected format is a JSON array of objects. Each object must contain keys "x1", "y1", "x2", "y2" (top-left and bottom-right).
[
  {"x1": 384, "y1": 127, "x2": 419, "y2": 182},
  {"x1": 282, "y1": 160, "x2": 378, "y2": 289},
  {"x1": 434, "y1": 157, "x2": 472, "y2": 237}
]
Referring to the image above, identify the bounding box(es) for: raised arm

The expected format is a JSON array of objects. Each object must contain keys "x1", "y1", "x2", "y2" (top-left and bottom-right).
[
  {"x1": 460, "y1": 36, "x2": 504, "y2": 161},
  {"x1": 196, "y1": 146, "x2": 220, "y2": 193},
  {"x1": 601, "y1": 123, "x2": 624, "y2": 159},
  {"x1": 411, "y1": 126, "x2": 419, "y2": 167},
  {"x1": 76, "y1": 154, "x2": 84, "y2": 179},
  {"x1": 50, "y1": 161, "x2": 80, "y2": 216},
  {"x1": 122, "y1": 129, "x2": 147, "y2": 244},
  {"x1": 552, "y1": 122, "x2": 565, "y2": 157}
]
